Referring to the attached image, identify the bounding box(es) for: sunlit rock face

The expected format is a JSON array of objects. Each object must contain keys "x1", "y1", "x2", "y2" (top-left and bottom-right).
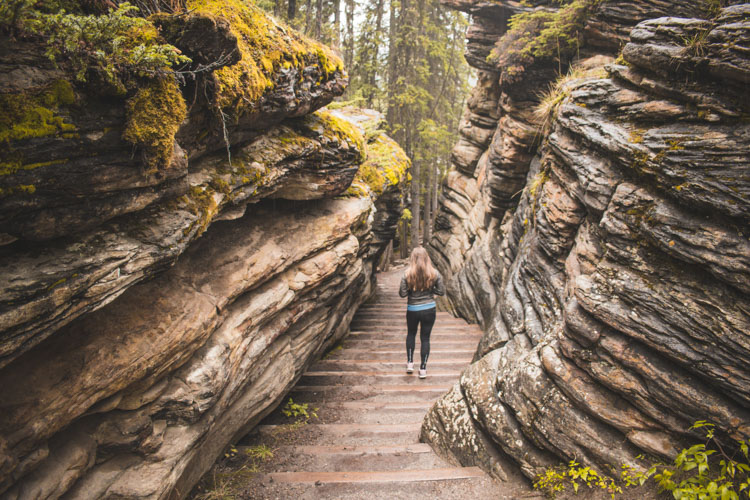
[
  {"x1": 0, "y1": 3, "x2": 408, "y2": 498},
  {"x1": 424, "y1": 0, "x2": 750, "y2": 482}
]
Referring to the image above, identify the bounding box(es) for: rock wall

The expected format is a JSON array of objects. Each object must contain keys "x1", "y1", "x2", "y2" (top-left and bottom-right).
[
  {"x1": 0, "y1": 2, "x2": 408, "y2": 498},
  {"x1": 424, "y1": 0, "x2": 750, "y2": 484}
]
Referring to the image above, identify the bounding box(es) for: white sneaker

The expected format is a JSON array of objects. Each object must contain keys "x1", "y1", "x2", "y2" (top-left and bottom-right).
[
  {"x1": 419, "y1": 368, "x2": 427, "y2": 379},
  {"x1": 406, "y1": 362, "x2": 414, "y2": 373}
]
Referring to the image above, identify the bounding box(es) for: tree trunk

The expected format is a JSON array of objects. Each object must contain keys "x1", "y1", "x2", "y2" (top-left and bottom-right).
[
  {"x1": 410, "y1": 160, "x2": 420, "y2": 250},
  {"x1": 333, "y1": 0, "x2": 340, "y2": 48},
  {"x1": 400, "y1": 219, "x2": 409, "y2": 258},
  {"x1": 304, "y1": 0, "x2": 313, "y2": 34},
  {"x1": 288, "y1": 0, "x2": 296, "y2": 21},
  {"x1": 344, "y1": 0, "x2": 354, "y2": 72},
  {"x1": 314, "y1": 0, "x2": 323, "y2": 39},
  {"x1": 386, "y1": 0, "x2": 398, "y2": 126},
  {"x1": 423, "y1": 164, "x2": 432, "y2": 244},
  {"x1": 366, "y1": 0, "x2": 385, "y2": 107}
]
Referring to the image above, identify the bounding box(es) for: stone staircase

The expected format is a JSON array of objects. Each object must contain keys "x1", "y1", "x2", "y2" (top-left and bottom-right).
[{"x1": 239, "y1": 267, "x2": 536, "y2": 499}]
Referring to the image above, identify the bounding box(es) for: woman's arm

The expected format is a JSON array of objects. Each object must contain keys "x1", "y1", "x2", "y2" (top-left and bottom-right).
[
  {"x1": 399, "y1": 275, "x2": 409, "y2": 297},
  {"x1": 432, "y1": 273, "x2": 445, "y2": 296}
]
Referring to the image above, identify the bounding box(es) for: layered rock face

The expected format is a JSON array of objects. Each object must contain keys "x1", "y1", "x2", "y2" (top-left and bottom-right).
[
  {"x1": 424, "y1": 0, "x2": 750, "y2": 484},
  {"x1": 0, "y1": 3, "x2": 408, "y2": 498}
]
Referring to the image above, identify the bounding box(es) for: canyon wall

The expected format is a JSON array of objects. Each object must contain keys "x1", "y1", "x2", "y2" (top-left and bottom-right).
[
  {"x1": 424, "y1": 0, "x2": 750, "y2": 483},
  {"x1": 0, "y1": 2, "x2": 408, "y2": 498}
]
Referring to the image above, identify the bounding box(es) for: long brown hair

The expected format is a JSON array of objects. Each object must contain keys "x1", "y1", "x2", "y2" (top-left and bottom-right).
[{"x1": 406, "y1": 246, "x2": 438, "y2": 291}]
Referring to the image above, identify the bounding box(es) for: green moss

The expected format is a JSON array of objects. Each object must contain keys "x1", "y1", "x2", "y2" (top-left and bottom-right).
[
  {"x1": 0, "y1": 158, "x2": 68, "y2": 177},
  {"x1": 314, "y1": 110, "x2": 366, "y2": 161},
  {"x1": 123, "y1": 77, "x2": 186, "y2": 173},
  {"x1": 181, "y1": 184, "x2": 219, "y2": 237},
  {"x1": 347, "y1": 131, "x2": 410, "y2": 198},
  {"x1": 0, "y1": 80, "x2": 76, "y2": 144},
  {"x1": 187, "y1": 0, "x2": 343, "y2": 113}
]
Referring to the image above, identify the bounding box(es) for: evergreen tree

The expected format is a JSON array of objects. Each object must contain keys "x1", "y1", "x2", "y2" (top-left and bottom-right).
[{"x1": 255, "y1": 0, "x2": 471, "y2": 253}]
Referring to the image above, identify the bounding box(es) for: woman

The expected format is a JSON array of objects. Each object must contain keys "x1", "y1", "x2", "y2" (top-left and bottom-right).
[{"x1": 399, "y1": 246, "x2": 445, "y2": 379}]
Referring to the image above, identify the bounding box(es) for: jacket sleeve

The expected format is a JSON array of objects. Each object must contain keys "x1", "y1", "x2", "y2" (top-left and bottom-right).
[
  {"x1": 432, "y1": 273, "x2": 445, "y2": 297},
  {"x1": 399, "y1": 275, "x2": 409, "y2": 298}
]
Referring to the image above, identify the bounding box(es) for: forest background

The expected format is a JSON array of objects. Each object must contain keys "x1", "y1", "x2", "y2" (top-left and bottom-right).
[{"x1": 256, "y1": 0, "x2": 473, "y2": 255}]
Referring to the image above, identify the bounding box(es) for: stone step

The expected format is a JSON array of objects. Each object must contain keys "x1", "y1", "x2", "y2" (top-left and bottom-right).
[
  {"x1": 312, "y1": 403, "x2": 429, "y2": 425},
  {"x1": 342, "y1": 339, "x2": 474, "y2": 349},
  {"x1": 346, "y1": 332, "x2": 481, "y2": 341},
  {"x1": 262, "y1": 444, "x2": 449, "y2": 472},
  {"x1": 310, "y1": 359, "x2": 470, "y2": 372},
  {"x1": 288, "y1": 384, "x2": 451, "y2": 403},
  {"x1": 266, "y1": 467, "x2": 486, "y2": 484},
  {"x1": 257, "y1": 423, "x2": 421, "y2": 445},
  {"x1": 351, "y1": 319, "x2": 474, "y2": 327},
  {"x1": 348, "y1": 325, "x2": 481, "y2": 333},
  {"x1": 327, "y1": 349, "x2": 475, "y2": 361},
  {"x1": 300, "y1": 371, "x2": 460, "y2": 386}
]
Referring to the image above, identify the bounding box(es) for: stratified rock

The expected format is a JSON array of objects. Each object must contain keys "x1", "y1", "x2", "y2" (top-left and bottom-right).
[
  {"x1": 425, "y1": 0, "x2": 750, "y2": 486},
  {"x1": 0, "y1": 196, "x2": 375, "y2": 498},
  {"x1": 174, "y1": 0, "x2": 348, "y2": 160},
  {"x1": 0, "y1": 68, "x2": 408, "y2": 500},
  {"x1": 0, "y1": 110, "x2": 365, "y2": 370},
  {"x1": 0, "y1": 0, "x2": 347, "y2": 243}
]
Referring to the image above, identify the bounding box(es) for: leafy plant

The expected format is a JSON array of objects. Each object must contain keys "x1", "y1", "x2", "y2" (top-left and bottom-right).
[
  {"x1": 533, "y1": 421, "x2": 750, "y2": 499},
  {"x1": 33, "y1": 3, "x2": 190, "y2": 90},
  {"x1": 282, "y1": 398, "x2": 318, "y2": 423},
  {"x1": 654, "y1": 421, "x2": 750, "y2": 500},
  {"x1": 534, "y1": 460, "x2": 625, "y2": 498},
  {"x1": 489, "y1": 0, "x2": 602, "y2": 82},
  {"x1": 244, "y1": 444, "x2": 274, "y2": 461}
]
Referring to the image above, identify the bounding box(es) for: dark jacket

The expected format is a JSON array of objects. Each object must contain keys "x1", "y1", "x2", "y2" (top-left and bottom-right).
[{"x1": 399, "y1": 272, "x2": 445, "y2": 305}]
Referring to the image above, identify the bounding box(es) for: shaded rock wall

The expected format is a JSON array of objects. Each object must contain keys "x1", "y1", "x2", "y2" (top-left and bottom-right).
[
  {"x1": 424, "y1": 0, "x2": 750, "y2": 483},
  {"x1": 0, "y1": 3, "x2": 408, "y2": 498}
]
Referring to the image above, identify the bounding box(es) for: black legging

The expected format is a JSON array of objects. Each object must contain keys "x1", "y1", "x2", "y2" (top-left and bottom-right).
[{"x1": 406, "y1": 308, "x2": 436, "y2": 370}]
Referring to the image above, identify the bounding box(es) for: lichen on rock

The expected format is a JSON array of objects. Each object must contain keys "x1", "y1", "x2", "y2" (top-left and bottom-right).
[
  {"x1": 0, "y1": 79, "x2": 76, "y2": 149},
  {"x1": 187, "y1": 0, "x2": 343, "y2": 113}
]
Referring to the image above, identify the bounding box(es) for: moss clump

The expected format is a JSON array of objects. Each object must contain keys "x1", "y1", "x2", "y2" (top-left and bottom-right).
[
  {"x1": 123, "y1": 77, "x2": 186, "y2": 173},
  {"x1": 187, "y1": 0, "x2": 343, "y2": 113},
  {"x1": 0, "y1": 79, "x2": 76, "y2": 144},
  {"x1": 314, "y1": 110, "x2": 366, "y2": 161},
  {"x1": 347, "y1": 132, "x2": 410, "y2": 198},
  {"x1": 490, "y1": 0, "x2": 601, "y2": 82}
]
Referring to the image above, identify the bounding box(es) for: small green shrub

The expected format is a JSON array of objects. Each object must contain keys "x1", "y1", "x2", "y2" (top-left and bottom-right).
[
  {"x1": 533, "y1": 421, "x2": 750, "y2": 499},
  {"x1": 534, "y1": 460, "x2": 625, "y2": 498},
  {"x1": 282, "y1": 398, "x2": 318, "y2": 423},
  {"x1": 243, "y1": 444, "x2": 274, "y2": 461},
  {"x1": 34, "y1": 3, "x2": 190, "y2": 90},
  {"x1": 489, "y1": 0, "x2": 601, "y2": 82}
]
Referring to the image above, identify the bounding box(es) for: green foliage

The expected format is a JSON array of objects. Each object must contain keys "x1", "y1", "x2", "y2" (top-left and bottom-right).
[
  {"x1": 282, "y1": 398, "x2": 318, "y2": 423},
  {"x1": 533, "y1": 421, "x2": 750, "y2": 500},
  {"x1": 534, "y1": 460, "x2": 624, "y2": 498},
  {"x1": 490, "y1": 0, "x2": 600, "y2": 82},
  {"x1": 34, "y1": 3, "x2": 190, "y2": 90},
  {"x1": 654, "y1": 422, "x2": 750, "y2": 500},
  {"x1": 243, "y1": 444, "x2": 274, "y2": 461},
  {"x1": 0, "y1": 0, "x2": 35, "y2": 34}
]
